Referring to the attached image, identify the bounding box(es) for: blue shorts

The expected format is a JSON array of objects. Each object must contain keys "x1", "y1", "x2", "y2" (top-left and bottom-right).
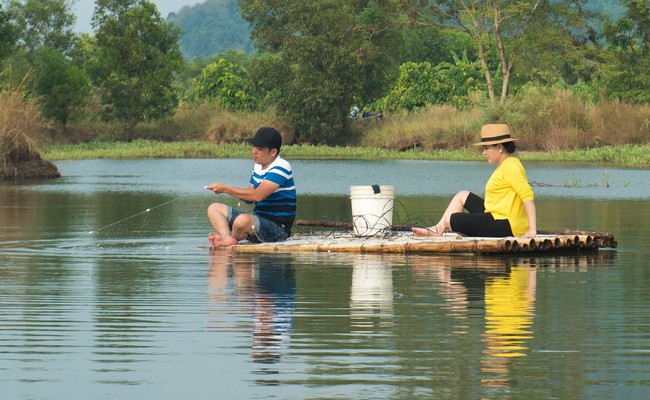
[{"x1": 227, "y1": 206, "x2": 290, "y2": 243}]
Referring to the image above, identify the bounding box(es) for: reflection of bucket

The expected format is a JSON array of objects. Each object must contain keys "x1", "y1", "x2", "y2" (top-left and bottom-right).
[
  {"x1": 350, "y1": 185, "x2": 394, "y2": 236},
  {"x1": 351, "y1": 256, "x2": 394, "y2": 326}
]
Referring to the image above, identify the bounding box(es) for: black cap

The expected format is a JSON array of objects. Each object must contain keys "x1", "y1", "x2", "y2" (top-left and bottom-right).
[{"x1": 247, "y1": 127, "x2": 282, "y2": 150}]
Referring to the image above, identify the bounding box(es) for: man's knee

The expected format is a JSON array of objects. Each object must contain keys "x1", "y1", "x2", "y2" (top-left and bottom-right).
[
  {"x1": 207, "y1": 203, "x2": 227, "y2": 217},
  {"x1": 232, "y1": 214, "x2": 255, "y2": 233}
]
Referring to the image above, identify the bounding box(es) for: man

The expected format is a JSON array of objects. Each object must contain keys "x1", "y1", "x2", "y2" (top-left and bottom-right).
[{"x1": 206, "y1": 127, "x2": 297, "y2": 246}]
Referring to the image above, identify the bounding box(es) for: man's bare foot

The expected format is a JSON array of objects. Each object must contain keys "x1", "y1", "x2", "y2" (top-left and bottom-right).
[
  {"x1": 208, "y1": 232, "x2": 222, "y2": 246},
  {"x1": 210, "y1": 234, "x2": 239, "y2": 247},
  {"x1": 412, "y1": 226, "x2": 444, "y2": 237}
]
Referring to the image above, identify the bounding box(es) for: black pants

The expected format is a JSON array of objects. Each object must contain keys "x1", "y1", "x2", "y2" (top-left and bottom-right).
[{"x1": 449, "y1": 192, "x2": 514, "y2": 237}]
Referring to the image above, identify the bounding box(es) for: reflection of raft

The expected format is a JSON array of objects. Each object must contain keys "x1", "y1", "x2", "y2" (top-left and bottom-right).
[{"x1": 216, "y1": 230, "x2": 617, "y2": 255}]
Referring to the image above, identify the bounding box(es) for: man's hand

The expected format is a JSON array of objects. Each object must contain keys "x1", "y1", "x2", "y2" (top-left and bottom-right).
[{"x1": 206, "y1": 183, "x2": 227, "y2": 194}]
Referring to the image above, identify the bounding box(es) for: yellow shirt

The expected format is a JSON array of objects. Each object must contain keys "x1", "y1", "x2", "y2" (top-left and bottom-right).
[{"x1": 484, "y1": 157, "x2": 534, "y2": 237}]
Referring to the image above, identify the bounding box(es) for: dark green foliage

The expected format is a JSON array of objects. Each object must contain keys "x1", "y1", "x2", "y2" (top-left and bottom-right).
[
  {"x1": 90, "y1": 0, "x2": 184, "y2": 129},
  {"x1": 0, "y1": 6, "x2": 19, "y2": 61},
  {"x1": 599, "y1": 0, "x2": 650, "y2": 103},
  {"x1": 238, "y1": 0, "x2": 402, "y2": 144},
  {"x1": 6, "y1": 0, "x2": 76, "y2": 54},
  {"x1": 31, "y1": 47, "x2": 89, "y2": 125}
]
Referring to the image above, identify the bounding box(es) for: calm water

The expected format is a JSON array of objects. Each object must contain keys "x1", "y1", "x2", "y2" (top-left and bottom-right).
[{"x1": 1, "y1": 159, "x2": 649, "y2": 400}]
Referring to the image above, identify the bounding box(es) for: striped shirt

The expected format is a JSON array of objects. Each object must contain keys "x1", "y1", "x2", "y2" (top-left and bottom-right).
[{"x1": 250, "y1": 156, "x2": 297, "y2": 233}]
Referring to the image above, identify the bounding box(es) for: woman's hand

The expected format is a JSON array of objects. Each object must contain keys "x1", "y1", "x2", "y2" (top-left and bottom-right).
[{"x1": 521, "y1": 228, "x2": 537, "y2": 238}]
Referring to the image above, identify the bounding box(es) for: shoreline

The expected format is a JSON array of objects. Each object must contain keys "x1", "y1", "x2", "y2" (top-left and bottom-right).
[{"x1": 43, "y1": 140, "x2": 650, "y2": 168}]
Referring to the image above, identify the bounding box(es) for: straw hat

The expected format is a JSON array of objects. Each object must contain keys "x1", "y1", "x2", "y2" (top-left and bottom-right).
[{"x1": 474, "y1": 124, "x2": 518, "y2": 146}]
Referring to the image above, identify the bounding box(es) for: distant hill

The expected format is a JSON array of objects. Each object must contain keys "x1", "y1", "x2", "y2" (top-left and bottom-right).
[{"x1": 168, "y1": 0, "x2": 254, "y2": 59}]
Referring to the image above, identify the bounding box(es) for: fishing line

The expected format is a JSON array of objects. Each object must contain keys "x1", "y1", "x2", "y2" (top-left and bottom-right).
[{"x1": 87, "y1": 193, "x2": 192, "y2": 236}]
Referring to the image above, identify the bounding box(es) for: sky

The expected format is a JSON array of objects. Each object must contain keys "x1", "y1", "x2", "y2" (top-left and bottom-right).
[{"x1": 72, "y1": 0, "x2": 202, "y2": 33}]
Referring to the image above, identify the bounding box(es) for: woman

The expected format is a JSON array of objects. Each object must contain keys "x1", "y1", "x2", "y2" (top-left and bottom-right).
[{"x1": 413, "y1": 124, "x2": 537, "y2": 238}]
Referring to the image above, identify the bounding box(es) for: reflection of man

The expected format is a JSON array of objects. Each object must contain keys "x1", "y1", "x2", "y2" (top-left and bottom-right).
[
  {"x1": 207, "y1": 252, "x2": 296, "y2": 381},
  {"x1": 206, "y1": 127, "x2": 297, "y2": 246},
  {"x1": 252, "y1": 256, "x2": 296, "y2": 367}
]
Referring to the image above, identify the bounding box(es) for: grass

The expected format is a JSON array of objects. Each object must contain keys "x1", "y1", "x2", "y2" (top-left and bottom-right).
[
  {"x1": 43, "y1": 140, "x2": 650, "y2": 168},
  {"x1": 1, "y1": 86, "x2": 45, "y2": 165}
]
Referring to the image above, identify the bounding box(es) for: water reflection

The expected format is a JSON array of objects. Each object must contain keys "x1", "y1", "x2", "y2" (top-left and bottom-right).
[
  {"x1": 403, "y1": 253, "x2": 614, "y2": 395},
  {"x1": 481, "y1": 266, "x2": 536, "y2": 389},
  {"x1": 208, "y1": 251, "x2": 295, "y2": 386},
  {"x1": 350, "y1": 257, "x2": 394, "y2": 329}
]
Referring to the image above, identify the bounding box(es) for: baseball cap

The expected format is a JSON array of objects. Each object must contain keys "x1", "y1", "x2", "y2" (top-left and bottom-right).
[{"x1": 247, "y1": 127, "x2": 282, "y2": 150}]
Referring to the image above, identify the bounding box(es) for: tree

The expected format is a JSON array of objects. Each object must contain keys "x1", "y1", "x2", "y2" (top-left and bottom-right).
[
  {"x1": 90, "y1": 0, "x2": 184, "y2": 129},
  {"x1": 403, "y1": 0, "x2": 597, "y2": 104},
  {"x1": 1, "y1": 6, "x2": 19, "y2": 62},
  {"x1": 5, "y1": 0, "x2": 76, "y2": 54},
  {"x1": 194, "y1": 58, "x2": 259, "y2": 110},
  {"x1": 379, "y1": 51, "x2": 483, "y2": 112},
  {"x1": 238, "y1": 0, "x2": 402, "y2": 144},
  {"x1": 31, "y1": 47, "x2": 89, "y2": 125},
  {"x1": 379, "y1": 61, "x2": 453, "y2": 111},
  {"x1": 600, "y1": 0, "x2": 650, "y2": 103}
]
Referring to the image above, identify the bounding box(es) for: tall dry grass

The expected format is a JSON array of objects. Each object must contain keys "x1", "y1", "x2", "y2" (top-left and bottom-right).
[
  {"x1": 587, "y1": 100, "x2": 650, "y2": 146},
  {"x1": 0, "y1": 87, "x2": 46, "y2": 166},
  {"x1": 360, "y1": 86, "x2": 650, "y2": 152},
  {"x1": 203, "y1": 107, "x2": 293, "y2": 144},
  {"x1": 359, "y1": 105, "x2": 484, "y2": 150},
  {"x1": 490, "y1": 86, "x2": 592, "y2": 151}
]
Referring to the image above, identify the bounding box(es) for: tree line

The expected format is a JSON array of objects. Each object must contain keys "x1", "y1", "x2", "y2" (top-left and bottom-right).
[{"x1": 1, "y1": 0, "x2": 649, "y2": 146}]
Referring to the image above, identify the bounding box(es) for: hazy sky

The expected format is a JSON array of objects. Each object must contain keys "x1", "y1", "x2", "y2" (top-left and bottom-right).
[{"x1": 72, "y1": 0, "x2": 203, "y2": 33}]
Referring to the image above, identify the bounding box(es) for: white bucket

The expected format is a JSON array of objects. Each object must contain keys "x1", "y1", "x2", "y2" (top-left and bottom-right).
[{"x1": 350, "y1": 185, "x2": 394, "y2": 236}]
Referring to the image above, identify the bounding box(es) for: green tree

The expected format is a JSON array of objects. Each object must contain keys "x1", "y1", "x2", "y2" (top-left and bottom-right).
[
  {"x1": 379, "y1": 53, "x2": 483, "y2": 111},
  {"x1": 0, "y1": 6, "x2": 19, "y2": 62},
  {"x1": 380, "y1": 61, "x2": 453, "y2": 111},
  {"x1": 31, "y1": 47, "x2": 89, "y2": 125},
  {"x1": 403, "y1": 0, "x2": 597, "y2": 104},
  {"x1": 5, "y1": 0, "x2": 76, "y2": 54},
  {"x1": 90, "y1": 0, "x2": 184, "y2": 129},
  {"x1": 194, "y1": 58, "x2": 258, "y2": 110},
  {"x1": 600, "y1": 0, "x2": 650, "y2": 103},
  {"x1": 239, "y1": 0, "x2": 402, "y2": 144}
]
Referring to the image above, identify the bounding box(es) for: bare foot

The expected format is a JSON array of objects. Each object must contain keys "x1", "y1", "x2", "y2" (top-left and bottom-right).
[
  {"x1": 208, "y1": 232, "x2": 222, "y2": 246},
  {"x1": 210, "y1": 235, "x2": 239, "y2": 247},
  {"x1": 412, "y1": 226, "x2": 443, "y2": 237}
]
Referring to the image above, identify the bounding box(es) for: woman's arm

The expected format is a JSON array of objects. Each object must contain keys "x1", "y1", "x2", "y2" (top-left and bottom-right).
[{"x1": 522, "y1": 199, "x2": 537, "y2": 238}]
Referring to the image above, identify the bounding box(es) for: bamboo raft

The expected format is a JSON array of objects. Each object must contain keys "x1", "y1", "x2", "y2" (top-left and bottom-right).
[{"x1": 210, "y1": 227, "x2": 617, "y2": 255}]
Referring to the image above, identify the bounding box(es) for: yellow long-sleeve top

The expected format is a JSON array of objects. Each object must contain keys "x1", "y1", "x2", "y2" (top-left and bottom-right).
[{"x1": 484, "y1": 157, "x2": 534, "y2": 237}]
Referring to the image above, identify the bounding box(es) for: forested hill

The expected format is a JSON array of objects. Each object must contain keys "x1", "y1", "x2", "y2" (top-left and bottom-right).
[
  {"x1": 168, "y1": 0, "x2": 253, "y2": 59},
  {"x1": 169, "y1": 0, "x2": 624, "y2": 60}
]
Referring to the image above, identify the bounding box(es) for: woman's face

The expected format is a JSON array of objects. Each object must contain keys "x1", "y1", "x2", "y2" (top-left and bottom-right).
[{"x1": 482, "y1": 144, "x2": 501, "y2": 163}]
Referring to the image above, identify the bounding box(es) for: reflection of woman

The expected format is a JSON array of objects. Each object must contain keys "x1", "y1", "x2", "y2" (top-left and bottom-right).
[{"x1": 413, "y1": 124, "x2": 537, "y2": 238}]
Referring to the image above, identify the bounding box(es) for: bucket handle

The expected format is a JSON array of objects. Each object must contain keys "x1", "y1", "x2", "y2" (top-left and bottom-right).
[{"x1": 371, "y1": 184, "x2": 381, "y2": 197}]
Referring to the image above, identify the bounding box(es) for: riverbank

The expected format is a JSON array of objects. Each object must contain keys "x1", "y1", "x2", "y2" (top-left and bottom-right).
[{"x1": 43, "y1": 140, "x2": 650, "y2": 168}]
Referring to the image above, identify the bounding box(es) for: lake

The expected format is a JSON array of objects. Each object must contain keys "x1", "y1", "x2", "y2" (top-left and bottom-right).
[{"x1": 1, "y1": 159, "x2": 649, "y2": 399}]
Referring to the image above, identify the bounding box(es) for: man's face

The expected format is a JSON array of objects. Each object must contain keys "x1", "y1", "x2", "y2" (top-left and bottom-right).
[{"x1": 251, "y1": 146, "x2": 277, "y2": 167}]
